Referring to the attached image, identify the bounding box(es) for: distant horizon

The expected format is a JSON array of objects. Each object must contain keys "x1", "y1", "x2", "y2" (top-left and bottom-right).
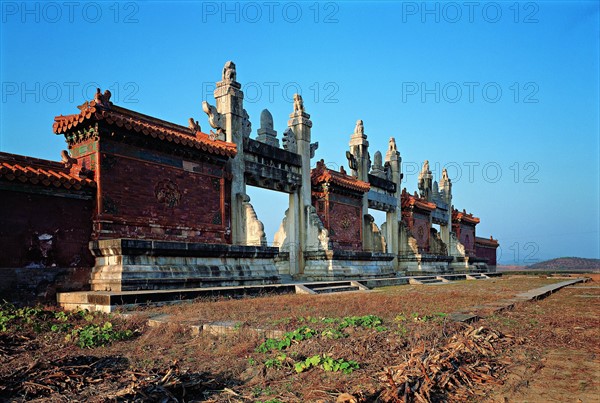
[{"x1": 2, "y1": 1, "x2": 598, "y2": 264}]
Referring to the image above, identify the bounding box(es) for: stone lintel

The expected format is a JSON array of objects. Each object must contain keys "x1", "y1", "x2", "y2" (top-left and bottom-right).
[
  {"x1": 244, "y1": 161, "x2": 302, "y2": 193},
  {"x1": 243, "y1": 138, "x2": 301, "y2": 167},
  {"x1": 368, "y1": 174, "x2": 396, "y2": 193},
  {"x1": 367, "y1": 190, "x2": 397, "y2": 212}
]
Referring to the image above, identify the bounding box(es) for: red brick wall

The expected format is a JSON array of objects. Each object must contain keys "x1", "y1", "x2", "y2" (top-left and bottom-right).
[
  {"x1": 412, "y1": 213, "x2": 430, "y2": 252},
  {"x1": 475, "y1": 243, "x2": 497, "y2": 265},
  {"x1": 459, "y1": 224, "x2": 476, "y2": 255},
  {"x1": 314, "y1": 192, "x2": 363, "y2": 251},
  {"x1": 0, "y1": 267, "x2": 91, "y2": 305},
  {"x1": 327, "y1": 200, "x2": 362, "y2": 251},
  {"x1": 0, "y1": 189, "x2": 94, "y2": 268},
  {"x1": 94, "y1": 140, "x2": 230, "y2": 243}
]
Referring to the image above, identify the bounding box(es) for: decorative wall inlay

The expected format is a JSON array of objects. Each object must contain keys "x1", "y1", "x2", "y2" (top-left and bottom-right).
[{"x1": 155, "y1": 179, "x2": 181, "y2": 208}]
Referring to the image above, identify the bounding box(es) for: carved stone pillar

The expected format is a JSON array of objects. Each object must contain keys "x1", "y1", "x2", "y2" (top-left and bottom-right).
[
  {"x1": 385, "y1": 137, "x2": 401, "y2": 268},
  {"x1": 211, "y1": 61, "x2": 251, "y2": 245},
  {"x1": 439, "y1": 168, "x2": 452, "y2": 245},
  {"x1": 287, "y1": 94, "x2": 314, "y2": 275},
  {"x1": 348, "y1": 120, "x2": 370, "y2": 249}
]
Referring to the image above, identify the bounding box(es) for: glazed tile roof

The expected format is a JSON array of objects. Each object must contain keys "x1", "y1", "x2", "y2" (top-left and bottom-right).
[
  {"x1": 53, "y1": 98, "x2": 237, "y2": 158},
  {"x1": 452, "y1": 208, "x2": 481, "y2": 225},
  {"x1": 0, "y1": 152, "x2": 96, "y2": 190},
  {"x1": 401, "y1": 188, "x2": 436, "y2": 212},
  {"x1": 475, "y1": 236, "x2": 499, "y2": 247},
  {"x1": 311, "y1": 160, "x2": 370, "y2": 193}
]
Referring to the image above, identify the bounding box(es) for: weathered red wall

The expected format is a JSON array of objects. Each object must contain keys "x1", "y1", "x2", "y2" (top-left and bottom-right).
[
  {"x1": 475, "y1": 243, "x2": 497, "y2": 265},
  {"x1": 459, "y1": 224, "x2": 476, "y2": 255},
  {"x1": 314, "y1": 192, "x2": 363, "y2": 251},
  {"x1": 0, "y1": 189, "x2": 94, "y2": 268},
  {"x1": 0, "y1": 267, "x2": 91, "y2": 305},
  {"x1": 327, "y1": 200, "x2": 362, "y2": 251},
  {"x1": 94, "y1": 140, "x2": 230, "y2": 243},
  {"x1": 412, "y1": 213, "x2": 430, "y2": 252}
]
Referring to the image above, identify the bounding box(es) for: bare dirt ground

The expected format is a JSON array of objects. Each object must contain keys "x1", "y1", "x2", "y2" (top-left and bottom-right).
[{"x1": 1, "y1": 275, "x2": 598, "y2": 402}]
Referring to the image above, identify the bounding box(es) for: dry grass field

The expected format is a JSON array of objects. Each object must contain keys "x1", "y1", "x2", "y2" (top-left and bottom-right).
[{"x1": 1, "y1": 275, "x2": 598, "y2": 402}]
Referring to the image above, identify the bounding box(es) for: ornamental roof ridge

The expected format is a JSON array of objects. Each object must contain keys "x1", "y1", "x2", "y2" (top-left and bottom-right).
[
  {"x1": 400, "y1": 188, "x2": 437, "y2": 211},
  {"x1": 0, "y1": 152, "x2": 96, "y2": 190},
  {"x1": 311, "y1": 159, "x2": 370, "y2": 193},
  {"x1": 53, "y1": 95, "x2": 236, "y2": 158},
  {"x1": 452, "y1": 208, "x2": 481, "y2": 224}
]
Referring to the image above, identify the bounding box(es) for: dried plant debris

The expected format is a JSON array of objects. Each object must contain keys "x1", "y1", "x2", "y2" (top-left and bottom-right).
[
  {"x1": 379, "y1": 325, "x2": 522, "y2": 402},
  {"x1": 0, "y1": 356, "x2": 225, "y2": 402}
]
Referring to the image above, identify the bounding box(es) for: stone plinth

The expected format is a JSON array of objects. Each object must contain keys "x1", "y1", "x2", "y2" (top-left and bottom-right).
[
  {"x1": 302, "y1": 250, "x2": 396, "y2": 281},
  {"x1": 399, "y1": 253, "x2": 454, "y2": 275},
  {"x1": 89, "y1": 239, "x2": 280, "y2": 291}
]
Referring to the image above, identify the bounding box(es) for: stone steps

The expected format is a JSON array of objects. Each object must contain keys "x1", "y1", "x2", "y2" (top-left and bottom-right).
[
  {"x1": 303, "y1": 280, "x2": 368, "y2": 294},
  {"x1": 466, "y1": 273, "x2": 489, "y2": 280},
  {"x1": 409, "y1": 277, "x2": 446, "y2": 285},
  {"x1": 310, "y1": 285, "x2": 361, "y2": 293}
]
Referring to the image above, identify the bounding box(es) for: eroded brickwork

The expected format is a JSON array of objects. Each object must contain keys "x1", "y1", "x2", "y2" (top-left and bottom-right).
[{"x1": 95, "y1": 141, "x2": 230, "y2": 243}]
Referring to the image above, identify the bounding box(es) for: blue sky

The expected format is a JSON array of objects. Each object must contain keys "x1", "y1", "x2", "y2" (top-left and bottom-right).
[{"x1": 1, "y1": 1, "x2": 598, "y2": 264}]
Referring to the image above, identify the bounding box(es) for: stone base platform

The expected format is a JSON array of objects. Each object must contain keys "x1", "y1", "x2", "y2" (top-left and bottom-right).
[
  {"x1": 58, "y1": 283, "x2": 298, "y2": 313},
  {"x1": 448, "y1": 256, "x2": 491, "y2": 272},
  {"x1": 302, "y1": 250, "x2": 397, "y2": 281},
  {"x1": 399, "y1": 253, "x2": 455, "y2": 274},
  {"x1": 89, "y1": 239, "x2": 281, "y2": 292}
]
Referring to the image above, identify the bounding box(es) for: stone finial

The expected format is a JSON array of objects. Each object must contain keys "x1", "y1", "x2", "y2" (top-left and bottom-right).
[
  {"x1": 439, "y1": 168, "x2": 452, "y2": 201},
  {"x1": 222, "y1": 61, "x2": 237, "y2": 83},
  {"x1": 256, "y1": 109, "x2": 279, "y2": 147},
  {"x1": 202, "y1": 101, "x2": 225, "y2": 137},
  {"x1": 433, "y1": 180, "x2": 439, "y2": 194},
  {"x1": 388, "y1": 137, "x2": 397, "y2": 152},
  {"x1": 282, "y1": 127, "x2": 297, "y2": 153},
  {"x1": 421, "y1": 160, "x2": 430, "y2": 176},
  {"x1": 354, "y1": 119, "x2": 365, "y2": 137},
  {"x1": 374, "y1": 151, "x2": 382, "y2": 166},
  {"x1": 293, "y1": 93, "x2": 304, "y2": 114},
  {"x1": 418, "y1": 160, "x2": 433, "y2": 200},
  {"x1": 188, "y1": 118, "x2": 201, "y2": 133},
  {"x1": 260, "y1": 109, "x2": 273, "y2": 130},
  {"x1": 370, "y1": 150, "x2": 386, "y2": 179}
]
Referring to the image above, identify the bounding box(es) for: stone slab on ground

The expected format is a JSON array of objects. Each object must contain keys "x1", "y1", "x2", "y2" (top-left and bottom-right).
[
  {"x1": 450, "y1": 277, "x2": 588, "y2": 322},
  {"x1": 448, "y1": 313, "x2": 480, "y2": 323},
  {"x1": 514, "y1": 278, "x2": 587, "y2": 300}
]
